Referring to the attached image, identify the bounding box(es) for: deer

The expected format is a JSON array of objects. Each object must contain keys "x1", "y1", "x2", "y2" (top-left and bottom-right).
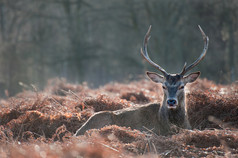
[{"x1": 75, "y1": 25, "x2": 209, "y2": 136}]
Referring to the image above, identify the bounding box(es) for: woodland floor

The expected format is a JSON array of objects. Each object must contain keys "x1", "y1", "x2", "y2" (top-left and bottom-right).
[{"x1": 0, "y1": 78, "x2": 238, "y2": 158}]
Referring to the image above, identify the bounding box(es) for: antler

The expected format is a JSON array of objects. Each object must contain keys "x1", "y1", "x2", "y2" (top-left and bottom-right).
[
  {"x1": 180, "y1": 25, "x2": 209, "y2": 76},
  {"x1": 141, "y1": 25, "x2": 168, "y2": 76}
]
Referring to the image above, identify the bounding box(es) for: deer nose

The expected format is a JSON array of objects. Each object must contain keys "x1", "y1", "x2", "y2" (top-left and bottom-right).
[{"x1": 167, "y1": 99, "x2": 177, "y2": 105}]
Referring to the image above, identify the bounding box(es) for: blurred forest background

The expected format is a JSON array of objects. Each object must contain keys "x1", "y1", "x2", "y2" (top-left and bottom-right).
[{"x1": 0, "y1": 0, "x2": 238, "y2": 96}]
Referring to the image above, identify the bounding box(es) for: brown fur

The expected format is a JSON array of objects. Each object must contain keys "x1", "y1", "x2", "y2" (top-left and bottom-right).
[
  {"x1": 75, "y1": 103, "x2": 159, "y2": 136},
  {"x1": 75, "y1": 100, "x2": 190, "y2": 136}
]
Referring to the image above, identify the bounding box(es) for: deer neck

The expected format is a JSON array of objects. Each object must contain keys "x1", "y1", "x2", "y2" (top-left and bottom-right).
[{"x1": 160, "y1": 91, "x2": 187, "y2": 123}]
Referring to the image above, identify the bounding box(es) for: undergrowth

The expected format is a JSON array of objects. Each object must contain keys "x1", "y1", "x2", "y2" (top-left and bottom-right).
[{"x1": 0, "y1": 78, "x2": 238, "y2": 157}]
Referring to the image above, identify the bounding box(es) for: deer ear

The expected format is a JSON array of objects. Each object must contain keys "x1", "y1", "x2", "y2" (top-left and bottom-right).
[
  {"x1": 146, "y1": 71, "x2": 164, "y2": 83},
  {"x1": 183, "y1": 71, "x2": 200, "y2": 84}
]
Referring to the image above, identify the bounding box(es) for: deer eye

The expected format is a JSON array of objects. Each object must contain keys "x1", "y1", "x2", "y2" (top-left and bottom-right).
[
  {"x1": 162, "y1": 85, "x2": 167, "y2": 90},
  {"x1": 179, "y1": 85, "x2": 184, "y2": 90}
]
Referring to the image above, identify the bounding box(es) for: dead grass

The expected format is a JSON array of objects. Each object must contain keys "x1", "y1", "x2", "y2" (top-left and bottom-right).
[{"x1": 0, "y1": 78, "x2": 238, "y2": 157}]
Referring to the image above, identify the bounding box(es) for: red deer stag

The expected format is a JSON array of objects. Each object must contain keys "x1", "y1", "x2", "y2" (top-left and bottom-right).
[{"x1": 75, "y1": 25, "x2": 209, "y2": 136}]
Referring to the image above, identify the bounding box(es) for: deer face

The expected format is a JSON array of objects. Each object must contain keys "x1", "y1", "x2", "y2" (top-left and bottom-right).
[{"x1": 146, "y1": 71, "x2": 200, "y2": 109}]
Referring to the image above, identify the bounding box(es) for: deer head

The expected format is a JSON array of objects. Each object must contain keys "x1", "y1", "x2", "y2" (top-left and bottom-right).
[{"x1": 141, "y1": 25, "x2": 209, "y2": 109}]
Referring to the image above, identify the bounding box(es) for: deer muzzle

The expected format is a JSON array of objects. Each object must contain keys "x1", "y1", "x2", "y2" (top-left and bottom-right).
[{"x1": 167, "y1": 98, "x2": 178, "y2": 109}]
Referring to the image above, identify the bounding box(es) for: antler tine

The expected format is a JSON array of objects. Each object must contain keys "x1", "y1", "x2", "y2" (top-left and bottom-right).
[
  {"x1": 180, "y1": 25, "x2": 209, "y2": 76},
  {"x1": 141, "y1": 25, "x2": 168, "y2": 76},
  {"x1": 180, "y1": 62, "x2": 187, "y2": 74}
]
